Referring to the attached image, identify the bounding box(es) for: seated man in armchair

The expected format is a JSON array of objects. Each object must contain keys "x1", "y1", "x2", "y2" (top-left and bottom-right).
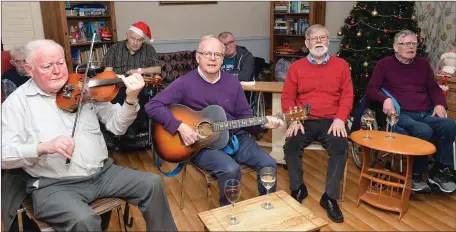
[
  {"x1": 282, "y1": 24, "x2": 353, "y2": 223},
  {"x1": 366, "y1": 29, "x2": 456, "y2": 193}
]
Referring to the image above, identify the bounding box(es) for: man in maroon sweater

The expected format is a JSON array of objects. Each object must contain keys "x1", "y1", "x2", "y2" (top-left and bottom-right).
[
  {"x1": 282, "y1": 24, "x2": 353, "y2": 223},
  {"x1": 366, "y1": 30, "x2": 456, "y2": 193}
]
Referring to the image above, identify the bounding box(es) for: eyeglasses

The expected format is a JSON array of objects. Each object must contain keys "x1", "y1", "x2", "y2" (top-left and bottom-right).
[
  {"x1": 223, "y1": 40, "x2": 235, "y2": 47},
  {"x1": 197, "y1": 51, "x2": 224, "y2": 60},
  {"x1": 397, "y1": 42, "x2": 419, "y2": 47},
  {"x1": 306, "y1": 35, "x2": 329, "y2": 42},
  {"x1": 13, "y1": 60, "x2": 26, "y2": 65}
]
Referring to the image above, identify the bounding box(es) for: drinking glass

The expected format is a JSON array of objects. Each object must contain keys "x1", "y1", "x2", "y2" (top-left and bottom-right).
[
  {"x1": 361, "y1": 109, "x2": 376, "y2": 140},
  {"x1": 224, "y1": 179, "x2": 241, "y2": 225},
  {"x1": 260, "y1": 167, "x2": 276, "y2": 210},
  {"x1": 385, "y1": 111, "x2": 399, "y2": 140}
]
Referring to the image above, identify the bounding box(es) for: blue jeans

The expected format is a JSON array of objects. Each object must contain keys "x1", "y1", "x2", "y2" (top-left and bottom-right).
[
  {"x1": 192, "y1": 132, "x2": 277, "y2": 206},
  {"x1": 395, "y1": 110, "x2": 456, "y2": 172}
]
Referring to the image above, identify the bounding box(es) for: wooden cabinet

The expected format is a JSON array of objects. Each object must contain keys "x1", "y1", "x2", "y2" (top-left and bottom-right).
[
  {"x1": 40, "y1": 1, "x2": 117, "y2": 73},
  {"x1": 444, "y1": 77, "x2": 456, "y2": 121},
  {"x1": 269, "y1": 1, "x2": 326, "y2": 81}
]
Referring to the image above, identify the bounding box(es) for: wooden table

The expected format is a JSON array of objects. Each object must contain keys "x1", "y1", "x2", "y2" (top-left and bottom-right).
[
  {"x1": 198, "y1": 190, "x2": 327, "y2": 231},
  {"x1": 350, "y1": 130, "x2": 436, "y2": 220},
  {"x1": 242, "y1": 81, "x2": 286, "y2": 164}
]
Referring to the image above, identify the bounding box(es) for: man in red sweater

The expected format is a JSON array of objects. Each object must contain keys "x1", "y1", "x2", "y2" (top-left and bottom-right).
[
  {"x1": 366, "y1": 30, "x2": 456, "y2": 193},
  {"x1": 281, "y1": 24, "x2": 353, "y2": 223}
]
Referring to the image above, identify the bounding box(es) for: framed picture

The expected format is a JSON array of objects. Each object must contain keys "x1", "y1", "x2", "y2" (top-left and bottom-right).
[{"x1": 159, "y1": 1, "x2": 217, "y2": 5}]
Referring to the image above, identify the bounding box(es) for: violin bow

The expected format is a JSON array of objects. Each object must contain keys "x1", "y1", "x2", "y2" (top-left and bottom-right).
[{"x1": 66, "y1": 33, "x2": 97, "y2": 166}]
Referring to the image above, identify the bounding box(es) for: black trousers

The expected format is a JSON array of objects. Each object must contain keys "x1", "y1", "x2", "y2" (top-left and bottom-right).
[
  {"x1": 283, "y1": 119, "x2": 348, "y2": 200},
  {"x1": 111, "y1": 86, "x2": 151, "y2": 135}
]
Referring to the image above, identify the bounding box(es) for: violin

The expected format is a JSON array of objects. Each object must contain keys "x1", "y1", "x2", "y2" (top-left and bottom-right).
[{"x1": 56, "y1": 71, "x2": 162, "y2": 113}]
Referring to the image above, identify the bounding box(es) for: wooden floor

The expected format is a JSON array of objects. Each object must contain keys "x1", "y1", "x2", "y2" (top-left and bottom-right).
[{"x1": 105, "y1": 129, "x2": 456, "y2": 231}]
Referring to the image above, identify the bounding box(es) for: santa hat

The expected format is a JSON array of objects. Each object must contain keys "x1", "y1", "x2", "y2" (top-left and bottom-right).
[
  {"x1": 440, "y1": 50, "x2": 456, "y2": 60},
  {"x1": 129, "y1": 21, "x2": 153, "y2": 43}
]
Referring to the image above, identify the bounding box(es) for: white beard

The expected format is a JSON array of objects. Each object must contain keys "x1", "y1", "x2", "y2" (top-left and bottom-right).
[{"x1": 309, "y1": 45, "x2": 328, "y2": 58}]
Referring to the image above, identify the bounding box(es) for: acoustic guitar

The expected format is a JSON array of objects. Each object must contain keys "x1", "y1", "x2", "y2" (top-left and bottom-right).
[{"x1": 152, "y1": 104, "x2": 310, "y2": 163}]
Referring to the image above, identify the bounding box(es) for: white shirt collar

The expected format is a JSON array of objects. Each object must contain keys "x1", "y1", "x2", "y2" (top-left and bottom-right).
[
  {"x1": 197, "y1": 66, "x2": 221, "y2": 84},
  {"x1": 25, "y1": 79, "x2": 51, "y2": 97}
]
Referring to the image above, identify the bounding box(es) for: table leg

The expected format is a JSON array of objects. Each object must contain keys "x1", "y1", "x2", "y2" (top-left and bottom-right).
[
  {"x1": 357, "y1": 146, "x2": 372, "y2": 206},
  {"x1": 399, "y1": 156, "x2": 414, "y2": 220},
  {"x1": 269, "y1": 92, "x2": 286, "y2": 164}
]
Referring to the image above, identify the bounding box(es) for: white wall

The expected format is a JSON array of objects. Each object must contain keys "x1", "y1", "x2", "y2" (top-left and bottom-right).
[
  {"x1": 325, "y1": 1, "x2": 356, "y2": 36},
  {"x1": 1, "y1": 1, "x2": 44, "y2": 50},
  {"x1": 114, "y1": 1, "x2": 270, "y2": 60},
  {"x1": 1, "y1": 1, "x2": 355, "y2": 59},
  {"x1": 114, "y1": 1, "x2": 270, "y2": 40},
  {"x1": 326, "y1": 1, "x2": 356, "y2": 55}
]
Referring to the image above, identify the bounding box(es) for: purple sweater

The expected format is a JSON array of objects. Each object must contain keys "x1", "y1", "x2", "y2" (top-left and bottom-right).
[
  {"x1": 366, "y1": 56, "x2": 446, "y2": 112},
  {"x1": 145, "y1": 69, "x2": 261, "y2": 136}
]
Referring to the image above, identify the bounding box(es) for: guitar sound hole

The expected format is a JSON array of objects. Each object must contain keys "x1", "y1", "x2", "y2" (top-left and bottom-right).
[{"x1": 197, "y1": 122, "x2": 213, "y2": 138}]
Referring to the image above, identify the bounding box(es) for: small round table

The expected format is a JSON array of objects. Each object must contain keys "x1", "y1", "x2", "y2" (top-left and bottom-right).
[{"x1": 350, "y1": 130, "x2": 436, "y2": 220}]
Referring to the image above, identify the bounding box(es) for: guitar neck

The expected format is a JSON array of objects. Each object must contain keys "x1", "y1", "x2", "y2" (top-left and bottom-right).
[{"x1": 213, "y1": 116, "x2": 270, "y2": 132}]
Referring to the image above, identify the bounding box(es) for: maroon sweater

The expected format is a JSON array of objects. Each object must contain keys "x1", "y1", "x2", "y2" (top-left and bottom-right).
[{"x1": 366, "y1": 56, "x2": 446, "y2": 112}]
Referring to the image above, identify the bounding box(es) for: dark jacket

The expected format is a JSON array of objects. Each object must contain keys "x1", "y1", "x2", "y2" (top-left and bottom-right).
[
  {"x1": 1, "y1": 68, "x2": 30, "y2": 87},
  {"x1": 231, "y1": 46, "x2": 255, "y2": 82},
  {"x1": 1, "y1": 68, "x2": 30, "y2": 98}
]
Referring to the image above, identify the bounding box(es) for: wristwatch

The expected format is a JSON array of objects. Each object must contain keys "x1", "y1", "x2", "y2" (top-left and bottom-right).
[{"x1": 124, "y1": 99, "x2": 138, "y2": 106}]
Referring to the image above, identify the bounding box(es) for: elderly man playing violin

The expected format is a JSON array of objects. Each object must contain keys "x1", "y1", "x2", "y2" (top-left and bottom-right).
[{"x1": 1, "y1": 39, "x2": 177, "y2": 232}]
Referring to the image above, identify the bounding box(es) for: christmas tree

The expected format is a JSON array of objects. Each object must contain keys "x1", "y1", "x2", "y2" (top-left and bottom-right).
[{"x1": 337, "y1": 1, "x2": 426, "y2": 110}]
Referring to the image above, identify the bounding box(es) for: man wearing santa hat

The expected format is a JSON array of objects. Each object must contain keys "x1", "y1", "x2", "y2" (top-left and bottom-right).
[
  {"x1": 103, "y1": 21, "x2": 161, "y2": 149},
  {"x1": 103, "y1": 21, "x2": 160, "y2": 75}
]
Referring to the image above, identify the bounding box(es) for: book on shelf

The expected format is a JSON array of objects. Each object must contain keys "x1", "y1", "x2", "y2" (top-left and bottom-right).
[
  {"x1": 71, "y1": 44, "x2": 109, "y2": 68},
  {"x1": 273, "y1": 1, "x2": 310, "y2": 14},
  {"x1": 274, "y1": 17, "x2": 309, "y2": 35}
]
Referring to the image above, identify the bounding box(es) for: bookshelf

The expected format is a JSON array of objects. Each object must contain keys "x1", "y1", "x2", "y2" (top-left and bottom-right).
[
  {"x1": 40, "y1": 1, "x2": 118, "y2": 73},
  {"x1": 270, "y1": 1, "x2": 326, "y2": 80}
]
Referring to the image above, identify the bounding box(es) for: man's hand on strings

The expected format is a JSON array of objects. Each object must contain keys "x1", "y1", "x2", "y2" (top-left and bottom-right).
[{"x1": 122, "y1": 68, "x2": 146, "y2": 102}]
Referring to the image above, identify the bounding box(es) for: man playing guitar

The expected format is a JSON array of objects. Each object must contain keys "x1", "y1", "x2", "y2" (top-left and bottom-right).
[{"x1": 146, "y1": 35, "x2": 283, "y2": 206}]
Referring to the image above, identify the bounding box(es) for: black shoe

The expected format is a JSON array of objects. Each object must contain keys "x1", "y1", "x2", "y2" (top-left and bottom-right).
[
  {"x1": 428, "y1": 167, "x2": 456, "y2": 193},
  {"x1": 290, "y1": 184, "x2": 308, "y2": 203},
  {"x1": 412, "y1": 172, "x2": 431, "y2": 193},
  {"x1": 320, "y1": 193, "x2": 344, "y2": 223}
]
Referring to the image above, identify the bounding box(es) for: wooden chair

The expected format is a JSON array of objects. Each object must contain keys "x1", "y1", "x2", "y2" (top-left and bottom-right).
[
  {"x1": 304, "y1": 141, "x2": 348, "y2": 202},
  {"x1": 17, "y1": 197, "x2": 127, "y2": 232},
  {"x1": 180, "y1": 161, "x2": 255, "y2": 210}
]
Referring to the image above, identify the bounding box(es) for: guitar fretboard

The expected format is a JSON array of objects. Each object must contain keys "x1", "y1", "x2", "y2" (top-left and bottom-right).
[{"x1": 213, "y1": 117, "x2": 270, "y2": 132}]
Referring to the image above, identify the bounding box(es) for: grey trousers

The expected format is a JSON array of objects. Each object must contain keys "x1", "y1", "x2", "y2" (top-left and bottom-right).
[
  {"x1": 26, "y1": 159, "x2": 177, "y2": 232},
  {"x1": 283, "y1": 119, "x2": 348, "y2": 200}
]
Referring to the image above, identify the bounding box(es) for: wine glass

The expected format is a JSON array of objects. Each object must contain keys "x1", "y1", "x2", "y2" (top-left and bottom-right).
[
  {"x1": 385, "y1": 111, "x2": 399, "y2": 140},
  {"x1": 260, "y1": 167, "x2": 276, "y2": 210},
  {"x1": 224, "y1": 179, "x2": 241, "y2": 225},
  {"x1": 361, "y1": 109, "x2": 376, "y2": 140}
]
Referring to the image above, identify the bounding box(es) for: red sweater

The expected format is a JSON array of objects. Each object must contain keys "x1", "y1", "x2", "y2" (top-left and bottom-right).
[{"x1": 281, "y1": 56, "x2": 354, "y2": 122}]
